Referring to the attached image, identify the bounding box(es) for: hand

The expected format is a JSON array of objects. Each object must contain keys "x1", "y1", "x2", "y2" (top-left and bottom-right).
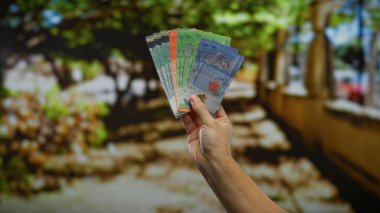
[
  {"x1": 181, "y1": 95, "x2": 233, "y2": 167},
  {"x1": 181, "y1": 96, "x2": 287, "y2": 213}
]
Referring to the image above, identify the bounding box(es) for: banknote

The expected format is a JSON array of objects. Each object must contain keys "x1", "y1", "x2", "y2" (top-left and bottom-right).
[
  {"x1": 153, "y1": 33, "x2": 173, "y2": 108},
  {"x1": 146, "y1": 35, "x2": 176, "y2": 115},
  {"x1": 177, "y1": 29, "x2": 197, "y2": 111},
  {"x1": 191, "y1": 39, "x2": 237, "y2": 84},
  {"x1": 176, "y1": 29, "x2": 184, "y2": 93},
  {"x1": 188, "y1": 39, "x2": 244, "y2": 114},
  {"x1": 158, "y1": 31, "x2": 172, "y2": 98},
  {"x1": 146, "y1": 28, "x2": 241, "y2": 118},
  {"x1": 177, "y1": 32, "x2": 232, "y2": 112},
  {"x1": 161, "y1": 31, "x2": 185, "y2": 118},
  {"x1": 177, "y1": 29, "x2": 190, "y2": 94},
  {"x1": 152, "y1": 33, "x2": 168, "y2": 91},
  {"x1": 147, "y1": 33, "x2": 183, "y2": 118},
  {"x1": 192, "y1": 33, "x2": 233, "y2": 75},
  {"x1": 168, "y1": 30, "x2": 179, "y2": 108}
]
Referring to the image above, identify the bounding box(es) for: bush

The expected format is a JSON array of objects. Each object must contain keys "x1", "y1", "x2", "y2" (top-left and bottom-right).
[{"x1": 0, "y1": 86, "x2": 109, "y2": 193}]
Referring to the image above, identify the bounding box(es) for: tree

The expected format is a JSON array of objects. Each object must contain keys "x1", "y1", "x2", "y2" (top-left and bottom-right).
[
  {"x1": 365, "y1": 0, "x2": 380, "y2": 107},
  {"x1": 196, "y1": 0, "x2": 311, "y2": 92},
  {"x1": 1, "y1": 0, "x2": 175, "y2": 110},
  {"x1": 1, "y1": 0, "x2": 317, "y2": 112},
  {"x1": 328, "y1": 0, "x2": 353, "y2": 99},
  {"x1": 327, "y1": 0, "x2": 379, "y2": 103}
]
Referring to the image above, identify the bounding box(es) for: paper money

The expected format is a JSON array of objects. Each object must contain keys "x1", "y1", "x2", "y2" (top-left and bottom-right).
[
  {"x1": 146, "y1": 35, "x2": 175, "y2": 115},
  {"x1": 168, "y1": 30, "x2": 179, "y2": 108},
  {"x1": 177, "y1": 29, "x2": 187, "y2": 93},
  {"x1": 177, "y1": 30, "x2": 232, "y2": 112},
  {"x1": 146, "y1": 33, "x2": 183, "y2": 118},
  {"x1": 146, "y1": 28, "x2": 244, "y2": 118},
  {"x1": 188, "y1": 39, "x2": 244, "y2": 114},
  {"x1": 177, "y1": 29, "x2": 196, "y2": 112}
]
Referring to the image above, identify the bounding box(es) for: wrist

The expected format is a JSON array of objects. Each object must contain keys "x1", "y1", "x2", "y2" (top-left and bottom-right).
[{"x1": 197, "y1": 153, "x2": 234, "y2": 173}]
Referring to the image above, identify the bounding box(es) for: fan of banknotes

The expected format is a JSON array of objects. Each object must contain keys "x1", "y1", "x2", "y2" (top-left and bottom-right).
[{"x1": 146, "y1": 29, "x2": 244, "y2": 118}]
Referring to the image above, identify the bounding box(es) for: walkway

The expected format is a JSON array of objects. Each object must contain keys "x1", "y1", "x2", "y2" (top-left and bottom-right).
[{"x1": 0, "y1": 105, "x2": 354, "y2": 213}]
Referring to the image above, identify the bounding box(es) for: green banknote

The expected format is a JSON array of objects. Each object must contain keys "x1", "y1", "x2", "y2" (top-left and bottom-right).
[
  {"x1": 180, "y1": 30, "x2": 195, "y2": 91},
  {"x1": 177, "y1": 29, "x2": 195, "y2": 92},
  {"x1": 146, "y1": 35, "x2": 172, "y2": 113},
  {"x1": 153, "y1": 33, "x2": 169, "y2": 93},
  {"x1": 177, "y1": 29, "x2": 186, "y2": 91}
]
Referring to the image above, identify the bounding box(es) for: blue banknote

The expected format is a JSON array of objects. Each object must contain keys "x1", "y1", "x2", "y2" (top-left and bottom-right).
[
  {"x1": 188, "y1": 39, "x2": 244, "y2": 114},
  {"x1": 190, "y1": 39, "x2": 238, "y2": 84}
]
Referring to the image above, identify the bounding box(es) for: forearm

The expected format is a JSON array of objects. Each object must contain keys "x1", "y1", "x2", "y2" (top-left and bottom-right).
[{"x1": 197, "y1": 156, "x2": 287, "y2": 213}]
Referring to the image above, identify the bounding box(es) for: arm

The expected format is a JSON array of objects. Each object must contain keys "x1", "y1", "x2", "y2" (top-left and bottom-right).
[
  {"x1": 181, "y1": 95, "x2": 287, "y2": 213},
  {"x1": 198, "y1": 153, "x2": 286, "y2": 213}
]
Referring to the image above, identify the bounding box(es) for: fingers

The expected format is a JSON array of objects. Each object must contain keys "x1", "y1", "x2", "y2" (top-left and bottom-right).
[
  {"x1": 215, "y1": 105, "x2": 228, "y2": 118},
  {"x1": 181, "y1": 114, "x2": 197, "y2": 133},
  {"x1": 189, "y1": 95, "x2": 214, "y2": 126},
  {"x1": 189, "y1": 112, "x2": 202, "y2": 127}
]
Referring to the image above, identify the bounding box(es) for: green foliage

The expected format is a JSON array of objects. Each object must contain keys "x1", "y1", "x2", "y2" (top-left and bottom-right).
[
  {"x1": 4, "y1": 0, "x2": 378, "y2": 60},
  {"x1": 0, "y1": 89, "x2": 110, "y2": 193},
  {"x1": 288, "y1": 41, "x2": 310, "y2": 55},
  {"x1": 329, "y1": 0, "x2": 380, "y2": 31},
  {"x1": 42, "y1": 85, "x2": 70, "y2": 119},
  {"x1": 0, "y1": 157, "x2": 6, "y2": 191},
  {"x1": 334, "y1": 40, "x2": 363, "y2": 67},
  {"x1": 0, "y1": 155, "x2": 41, "y2": 194},
  {"x1": 62, "y1": 28, "x2": 94, "y2": 48},
  {"x1": 41, "y1": 85, "x2": 109, "y2": 120},
  {"x1": 4, "y1": 0, "x2": 313, "y2": 58},
  {"x1": 229, "y1": 1, "x2": 309, "y2": 54},
  {"x1": 2, "y1": 87, "x2": 20, "y2": 98},
  {"x1": 5, "y1": 156, "x2": 33, "y2": 192},
  {"x1": 329, "y1": 6, "x2": 355, "y2": 28},
  {"x1": 66, "y1": 59, "x2": 103, "y2": 81},
  {"x1": 97, "y1": 102, "x2": 110, "y2": 117},
  {"x1": 90, "y1": 125, "x2": 108, "y2": 147},
  {"x1": 366, "y1": 0, "x2": 380, "y2": 31}
]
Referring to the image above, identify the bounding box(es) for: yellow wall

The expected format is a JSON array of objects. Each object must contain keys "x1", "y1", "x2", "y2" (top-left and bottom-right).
[{"x1": 261, "y1": 88, "x2": 380, "y2": 197}]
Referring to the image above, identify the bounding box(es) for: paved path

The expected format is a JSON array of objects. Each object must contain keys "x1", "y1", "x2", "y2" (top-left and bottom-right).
[{"x1": 1, "y1": 168, "x2": 222, "y2": 213}]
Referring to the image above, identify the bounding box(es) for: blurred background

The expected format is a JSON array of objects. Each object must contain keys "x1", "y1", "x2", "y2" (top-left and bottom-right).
[{"x1": 0, "y1": 0, "x2": 379, "y2": 212}]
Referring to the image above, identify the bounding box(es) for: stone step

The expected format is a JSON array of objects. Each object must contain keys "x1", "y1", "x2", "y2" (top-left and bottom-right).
[{"x1": 108, "y1": 119, "x2": 185, "y2": 142}]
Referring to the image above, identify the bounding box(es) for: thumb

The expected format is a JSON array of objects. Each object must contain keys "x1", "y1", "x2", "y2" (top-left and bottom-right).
[
  {"x1": 190, "y1": 95, "x2": 213, "y2": 125},
  {"x1": 215, "y1": 105, "x2": 228, "y2": 119}
]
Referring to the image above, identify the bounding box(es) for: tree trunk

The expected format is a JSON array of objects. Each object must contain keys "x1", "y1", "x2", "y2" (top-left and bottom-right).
[
  {"x1": 0, "y1": 49, "x2": 6, "y2": 89},
  {"x1": 103, "y1": 59, "x2": 138, "y2": 129},
  {"x1": 142, "y1": 61, "x2": 158, "y2": 101},
  {"x1": 257, "y1": 50, "x2": 268, "y2": 101},
  {"x1": 0, "y1": 47, "x2": 14, "y2": 96},
  {"x1": 258, "y1": 50, "x2": 268, "y2": 84},
  {"x1": 46, "y1": 56, "x2": 72, "y2": 89},
  {"x1": 356, "y1": 0, "x2": 366, "y2": 104},
  {"x1": 325, "y1": 32, "x2": 335, "y2": 99},
  {"x1": 366, "y1": 30, "x2": 379, "y2": 107},
  {"x1": 103, "y1": 59, "x2": 133, "y2": 108}
]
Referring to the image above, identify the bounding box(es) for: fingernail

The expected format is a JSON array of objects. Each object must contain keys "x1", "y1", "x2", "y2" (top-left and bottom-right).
[{"x1": 190, "y1": 95, "x2": 198, "y2": 102}]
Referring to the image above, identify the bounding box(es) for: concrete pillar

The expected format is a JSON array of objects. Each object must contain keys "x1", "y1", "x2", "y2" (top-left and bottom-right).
[
  {"x1": 274, "y1": 29, "x2": 288, "y2": 86},
  {"x1": 305, "y1": 0, "x2": 343, "y2": 97}
]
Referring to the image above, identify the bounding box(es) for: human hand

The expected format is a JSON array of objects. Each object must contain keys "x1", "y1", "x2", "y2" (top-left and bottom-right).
[
  {"x1": 181, "y1": 96, "x2": 287, "y2": 213},
  {"x1": 181, "y1": 95, "x2": 233, "y2": 167}
]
